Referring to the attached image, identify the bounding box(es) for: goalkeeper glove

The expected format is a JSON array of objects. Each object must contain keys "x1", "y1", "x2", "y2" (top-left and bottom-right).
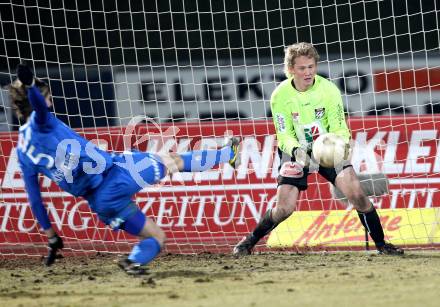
[
  {"x1": 45, "y1": 234, "x2": 64, "y2": 266},
  {"x1": 16, "y1": 64, "x2": 35, "y2": 87},
  {"x1": 292, "y1": 147, "x2": 310, "y2": 167},
  {"x1": 279, "y1": 146, "x2": 310, "y2": 178}
]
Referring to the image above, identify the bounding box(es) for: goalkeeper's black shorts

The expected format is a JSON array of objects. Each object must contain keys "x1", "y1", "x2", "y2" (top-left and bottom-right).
[
  {"x1": 277, "y1": 164, "x2": 353, "y2": 191},
  {"x1": 276, "y1": 148, "x2": 352, "y2": 191}
]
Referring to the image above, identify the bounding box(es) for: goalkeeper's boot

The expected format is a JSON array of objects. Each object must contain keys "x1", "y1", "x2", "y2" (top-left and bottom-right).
[
  {"x1": 377, "y1": 242, "x2": 404, "y2": 255},
  {"x1": 118, "y1": 257, "x2": 149, "y2": 275},
  {"x1": 227, "y1": 137, "x2": 241, "y2": 169},
  {"x1": 233, "y1": 234, "x2": 258, "y2": 256}
]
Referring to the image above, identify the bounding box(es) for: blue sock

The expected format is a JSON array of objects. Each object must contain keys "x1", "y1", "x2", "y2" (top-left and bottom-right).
[
  {"x1": 128, "y1": 237, "x2": 161, "y2": 265},
  {"x1": 180, "y1": 146, "x2": 233, "y2": 172}
]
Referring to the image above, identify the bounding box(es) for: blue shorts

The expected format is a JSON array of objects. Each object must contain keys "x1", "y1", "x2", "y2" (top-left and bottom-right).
[{"x1": 84, "y1": 151, "x2": 166, "y2": 226}]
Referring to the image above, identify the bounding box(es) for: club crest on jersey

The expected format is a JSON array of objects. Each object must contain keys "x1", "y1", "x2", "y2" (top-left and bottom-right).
[{"x1": 315, "y1": 108, "x2": 325, "y2": 119}]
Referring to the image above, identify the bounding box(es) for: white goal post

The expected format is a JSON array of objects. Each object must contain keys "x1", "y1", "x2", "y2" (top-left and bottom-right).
[{"x1": 1, "y1": 0, "x2": 440, "y2": 257}]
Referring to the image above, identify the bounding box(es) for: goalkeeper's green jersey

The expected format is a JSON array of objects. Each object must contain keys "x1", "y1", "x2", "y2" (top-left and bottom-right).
[{"x1": 271, "y1": 74, "x2": 351, "y2": 156}]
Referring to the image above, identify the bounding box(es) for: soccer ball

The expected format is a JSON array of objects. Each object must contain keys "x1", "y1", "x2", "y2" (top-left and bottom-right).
[{"x1": 312, "y1": 133, "x2": 349, "y2": 168}]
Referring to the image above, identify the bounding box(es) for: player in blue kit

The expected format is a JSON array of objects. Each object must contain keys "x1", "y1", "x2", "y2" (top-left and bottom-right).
[{"x1": 10, "y1": 64, "x2": 240, "y2": 275}]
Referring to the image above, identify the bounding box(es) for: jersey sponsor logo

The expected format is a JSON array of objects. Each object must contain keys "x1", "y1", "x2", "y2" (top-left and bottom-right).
[
  {"x1": 303, "y1": 122, "x2": 324, "y2": 148},
  {"x1": 315, "y1": 108, "x2": 325, "y2": 119},
  {"x1": 52, "y1": 169, "x2": 65, "y2": 183},
  {"x1": 275, "y1": 114, "x2": 286, "y2": 133},
  {"x1": 304, "y1": 123, "x2": 322, "y2": 139}
]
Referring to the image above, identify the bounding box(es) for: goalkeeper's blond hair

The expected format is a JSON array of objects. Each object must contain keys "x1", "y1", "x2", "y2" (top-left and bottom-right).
[{"x1": 284, "y1": 42, "x2": 320, "y2": 78}]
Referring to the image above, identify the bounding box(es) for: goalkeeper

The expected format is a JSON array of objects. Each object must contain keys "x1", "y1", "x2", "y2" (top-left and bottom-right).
[
  {"x1": 233, "y1": 42, "x2": 403, "y2": 256},
  {"x1": 10, "y1": 64, "x2": 240, "y2": 275}
]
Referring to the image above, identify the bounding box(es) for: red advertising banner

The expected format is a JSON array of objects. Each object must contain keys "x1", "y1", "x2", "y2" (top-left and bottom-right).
[{"x1": 1, "y1": 116, "x2": 440, "y2": 253}]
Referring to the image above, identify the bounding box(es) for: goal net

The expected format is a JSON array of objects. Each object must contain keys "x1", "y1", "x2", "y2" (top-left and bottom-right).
[{"x1": 1, "y1": 0, "x2": 440, "y2": 257}]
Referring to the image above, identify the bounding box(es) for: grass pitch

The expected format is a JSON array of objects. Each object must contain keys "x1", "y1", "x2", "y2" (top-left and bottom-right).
[{"x1": 0, "y1": 251, "x2": 439, "y2": 307}]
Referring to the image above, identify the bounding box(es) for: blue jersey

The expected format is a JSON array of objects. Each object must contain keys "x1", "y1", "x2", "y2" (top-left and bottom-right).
[
  {"x1": 17, "y1": 112, "x2": 113, "y2": 196},
  {"x1": 16, "y1": 86, "x2": 114, "y2": 229}
]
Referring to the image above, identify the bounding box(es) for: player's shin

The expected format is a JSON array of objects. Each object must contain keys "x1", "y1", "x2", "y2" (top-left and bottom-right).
[
  {"x1": 118, "y1": 210, "x2": 164, "y2": 274},
  {"x1": 357, "y1": 205, "x2": 385, "y2": 248}
]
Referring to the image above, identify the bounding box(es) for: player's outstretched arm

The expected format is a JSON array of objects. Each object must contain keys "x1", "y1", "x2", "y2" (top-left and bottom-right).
[
  {"x1": 16, "y1": 64, "x2": 49, "y2": 125},
  {"x1": 22, "y1": 169, "x2": 64, "y2": 266}
]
